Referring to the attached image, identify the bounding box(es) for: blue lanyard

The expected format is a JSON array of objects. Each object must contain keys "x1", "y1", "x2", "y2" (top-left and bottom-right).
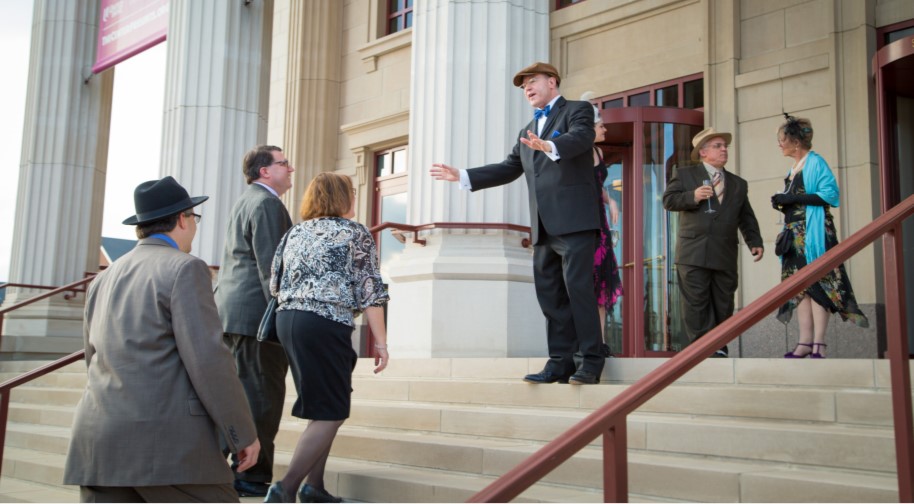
[{"x1": 148, "y1": 233, "x2": 179, "y2": 250}]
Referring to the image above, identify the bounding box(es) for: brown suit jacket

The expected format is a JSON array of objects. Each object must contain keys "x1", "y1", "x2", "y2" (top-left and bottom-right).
[
  {"x1": 662, "y1": 163, "x2": 763, "y2": 271},
  {"x1": 63, "y1": 238, "x2": 257, "y2": 486}
]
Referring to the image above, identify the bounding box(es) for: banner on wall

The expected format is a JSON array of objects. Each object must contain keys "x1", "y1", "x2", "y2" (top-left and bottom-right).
[{"x1": 92, "y1": 0, "x2": 168, "y2": 74}]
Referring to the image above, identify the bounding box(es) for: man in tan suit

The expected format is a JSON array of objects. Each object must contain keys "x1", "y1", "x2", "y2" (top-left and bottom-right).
[{"x1": 64, "y1": 177, "x2": 261, "y2": 503}]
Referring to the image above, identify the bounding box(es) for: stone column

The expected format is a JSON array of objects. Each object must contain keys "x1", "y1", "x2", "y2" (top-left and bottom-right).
[
  {"x1": 160, "y1": 0, "x2": 273, "y2": 265},
  {"x1": 267, "y1": 0, "x2": 342, "y2": 215},
  {"x1": 3, "y1": 0, "x2": 113, "y2": 351},
  {"x1": 386, "y1": 0, "x2": 550, "y2": 357}
]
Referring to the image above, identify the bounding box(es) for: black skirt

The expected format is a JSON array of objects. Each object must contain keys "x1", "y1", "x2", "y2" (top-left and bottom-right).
[{"x1": 276, "y1": 309, "x2": 357, "y2": 421}]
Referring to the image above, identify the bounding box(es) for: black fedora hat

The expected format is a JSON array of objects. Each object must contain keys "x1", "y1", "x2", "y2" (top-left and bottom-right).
[{"x1": 122, "y1": 176, "x2": 209, "y2": 225}]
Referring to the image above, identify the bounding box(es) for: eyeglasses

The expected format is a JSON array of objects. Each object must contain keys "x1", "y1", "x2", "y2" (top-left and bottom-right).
[
  {"x1": 183, "y1": 212, "x2": 201, "y2": 224},
  {"x1": 519, "y1": 77, "x2": 537, "y2": 90},
  {"x1": 271, "y1": 159, "x2": 290, "y2": 167},
  {"x1": 704, "y1": 142, "x2": 728, "y2": 150}
]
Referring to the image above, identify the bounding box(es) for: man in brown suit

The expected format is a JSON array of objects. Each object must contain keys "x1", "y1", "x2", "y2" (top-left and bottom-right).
[
  {"x1": 64, "y1": 177, "x2": 260, "y2": 503},
  {"x1": 662, "y1": 128, "x2": 764, "y2": 357}
]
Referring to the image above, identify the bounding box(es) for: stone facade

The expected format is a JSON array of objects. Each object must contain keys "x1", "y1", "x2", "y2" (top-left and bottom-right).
[{"x1": 7, "y1": 0, "x2": 914, "y2": 358}]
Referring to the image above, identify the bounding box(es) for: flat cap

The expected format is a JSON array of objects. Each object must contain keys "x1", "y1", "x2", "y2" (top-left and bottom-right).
[{"x1": 513, "y1": 62, "x2": 561, "y2": 87}]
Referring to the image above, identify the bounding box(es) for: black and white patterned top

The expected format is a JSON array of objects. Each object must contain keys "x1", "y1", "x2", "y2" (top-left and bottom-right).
[{"x1": 270, "y1": 217, "x2": 389, "y2": 327}]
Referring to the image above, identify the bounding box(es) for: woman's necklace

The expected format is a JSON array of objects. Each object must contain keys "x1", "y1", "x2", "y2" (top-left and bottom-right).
[{"x1": 790, "y1": 151, "x2": 809, "y2": 179}]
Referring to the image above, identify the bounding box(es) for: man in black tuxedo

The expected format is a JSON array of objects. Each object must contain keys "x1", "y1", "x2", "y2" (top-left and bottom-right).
[
  {"x1": 662, "y1": 128, "x2": 764, "y2": 357},
  {"x1": 430, "y1": 62, "x2": 604, "y2": 384}
]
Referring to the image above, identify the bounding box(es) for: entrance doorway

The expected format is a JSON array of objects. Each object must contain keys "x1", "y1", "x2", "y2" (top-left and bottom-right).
[
  {"x1": 874, "y1": 28, "x2": 914, "y2": 349},
  {"x1": 598, "y1": 107, "x2": 704, "y2": 357}
]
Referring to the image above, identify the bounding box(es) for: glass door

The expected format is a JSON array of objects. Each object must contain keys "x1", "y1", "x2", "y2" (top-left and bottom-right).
[
  {"x1": 598, "y1": 107, "x2": 703, "y2": 357},
  {"x1": 874, "y1": 29, "x2": 914, "y2": 351}
]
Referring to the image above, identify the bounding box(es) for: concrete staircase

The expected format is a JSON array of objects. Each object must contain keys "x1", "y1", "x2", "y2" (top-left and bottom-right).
[{"x1": 0, "y1": 357, "x2": 903, "y2": 502}]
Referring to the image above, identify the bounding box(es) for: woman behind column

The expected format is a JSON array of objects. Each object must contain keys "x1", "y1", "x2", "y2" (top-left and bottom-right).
[
  {"x1": 590, "y1": 104, "x2": 623, "y2": 355},
  {"x1": 265, "y1": 172, "x2": 389, "y2": 502},
  {"x1": 771, "y1": 113, "x2": 868, "y2": 358}
]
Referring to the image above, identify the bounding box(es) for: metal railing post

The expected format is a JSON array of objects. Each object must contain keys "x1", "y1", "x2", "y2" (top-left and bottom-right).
[
  {"x1": 603, "y1": 418, "x2": 628, "y2": 502},
  {"x1": 0, "y1": 391, "x2": 9, "y2": 476},
  {"x1": 884, "y1": 226, "x2": 914, "y2": 502}
]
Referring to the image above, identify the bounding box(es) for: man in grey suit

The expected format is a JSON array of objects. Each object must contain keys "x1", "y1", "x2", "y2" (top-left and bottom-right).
[
  {"x1": 64, "y1": 176, "x2": 260, "y2": 502},
  {"x1": 662, "y1": 128, "x2": 764, "y2": 357},
  {"x1": 430, "y1": 62, "x2": 604, "y2": 385},
  {"x1": 214, "y1": 145, "x2": 294, "y2": 496}
]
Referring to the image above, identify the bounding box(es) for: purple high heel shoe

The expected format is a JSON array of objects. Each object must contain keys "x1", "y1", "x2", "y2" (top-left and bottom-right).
[
  {"x1": 811, "y1": 343, "x2": 827, "y2": 359},
  {"x1": 784, "y1": 342, "x2": 813, "y2": 358}
]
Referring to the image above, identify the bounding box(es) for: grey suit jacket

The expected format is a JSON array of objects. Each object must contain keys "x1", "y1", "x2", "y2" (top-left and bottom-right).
[
  {"x1": 662, "y1": 163, "x2": 763, "y2": 271},
  {"x1": 214, "y1": 183, "x2": 292, "y2": 336},
  {"x1": 63, "y1": 238, "x2": 257, "y2": 486},
  {"x1": 466, "y1": 97, "x2": 600, "y2": 245}
]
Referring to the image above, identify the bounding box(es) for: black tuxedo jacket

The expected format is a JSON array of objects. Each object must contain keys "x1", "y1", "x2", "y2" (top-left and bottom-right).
[
  {"x1": 466, "y1": 97, "x2": 600, "y2": 245},
  {"x1": 662, "y1": 163, "x2": 763, "y2": 271}
]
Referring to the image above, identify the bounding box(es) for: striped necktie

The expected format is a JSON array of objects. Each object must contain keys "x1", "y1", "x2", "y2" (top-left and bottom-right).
[{"x1": 712, "y1": 170, "x2": 724, "y2": 202}]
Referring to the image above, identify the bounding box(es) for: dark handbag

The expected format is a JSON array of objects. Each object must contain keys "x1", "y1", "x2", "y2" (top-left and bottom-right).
[
  {"x1": 256, "y1": 236, "x2": 288, "y2": 345},
  {"x1": 775, "y1": 227, "x2": 792, "y2": 256}
]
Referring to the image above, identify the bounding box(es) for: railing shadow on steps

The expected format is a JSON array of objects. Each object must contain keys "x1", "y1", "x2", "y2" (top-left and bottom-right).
[
  {"x1": 0, "y1": 275, "x2": 98, "y2": 477},
  {"x1": 469, "y1": 193, "x2": 914, "y2": 503}
]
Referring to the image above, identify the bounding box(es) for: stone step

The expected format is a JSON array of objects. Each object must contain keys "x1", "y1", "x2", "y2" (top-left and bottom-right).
[
  {"x1": 8, "y1": 387, "x2": 82, "y2": 407},
  {"x1": 0, "y1": 475, "x2": 77, "y2": 502},
  {"x1": 275, "y1": 402, "x2": 897, "y2": 473},
  {"x1": 347, "y1": 378, "x2": 896, "y2": 426},
  {"x1": 10, "y1": 391, "x2": 895, "y2": 476},
  {"x1": 2, "y1": 440, "x2": 892, "y2": 504},
  {"x1": 0, "y1": 357, "x2": 903, "y2": 390},
  {"x1": 269, "y1": 445, "x2": 897, "y2": 503},
  {"x1": 349, "y1": 358, "x2": 899, "y2": 389},
  {"x1": 8, "y1": 403, "x2": 74, "y2": 428}
]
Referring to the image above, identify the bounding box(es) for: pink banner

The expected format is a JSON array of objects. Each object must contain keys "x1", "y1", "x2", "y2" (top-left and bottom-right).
[{"x1": 92, "y1": 0, "x2": 169, "y2": 74}]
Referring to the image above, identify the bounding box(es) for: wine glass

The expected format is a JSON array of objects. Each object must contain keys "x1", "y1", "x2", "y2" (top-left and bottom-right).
[{"x1": 702, "y1": 179, "x2": 716, "y2": 214}]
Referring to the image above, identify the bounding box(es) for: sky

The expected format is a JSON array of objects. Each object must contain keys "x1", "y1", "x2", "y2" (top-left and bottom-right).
[{"x1": 0, "y1": 3, "x2": 163, "y2": 282}]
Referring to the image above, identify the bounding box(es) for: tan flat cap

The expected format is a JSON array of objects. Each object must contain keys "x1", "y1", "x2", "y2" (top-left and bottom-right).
[
  {"x1": 691, "y1": 127, "x2": 732, "y2": 161},
  {"x1": 513, "y1": 62, "x2": 561, "y2": 88}
]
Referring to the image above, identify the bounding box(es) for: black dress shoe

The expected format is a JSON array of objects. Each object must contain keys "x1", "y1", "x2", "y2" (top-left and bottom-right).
[
  {"x1": 568, "y1": 369, "x2": 601, "y2": 385},
  {"x1": 233, "y1": 479, "x2": 270, "y2": 497},
  {"x1": 299, "y1": 483, "x2": 343, "y2": 503},
  {"x1": 523, "y1": 369, "x2": 570, "y2": 384}
]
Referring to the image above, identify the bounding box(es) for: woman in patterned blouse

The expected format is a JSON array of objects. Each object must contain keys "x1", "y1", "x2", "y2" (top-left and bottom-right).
[{"x1": 265, "y1": 172, "x2": 389, "y2": 503}]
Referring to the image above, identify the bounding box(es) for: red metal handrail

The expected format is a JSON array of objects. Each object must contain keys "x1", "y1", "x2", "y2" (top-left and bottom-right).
[
  {"x1": 0, "y1": 350, "x2": 86, "y2": 477},
  {"x1": 470, "y1": 193, "x2": 914, "y2": 503},
  {"x1": 0, "y1": 275, "x2": 97, "y2": 350},
  {"x1": 370, "y1": 221, "x2": 532, "y2": 248},
  {"x1": 0, "y1": 276, "x2": 98, "y2": 477}
]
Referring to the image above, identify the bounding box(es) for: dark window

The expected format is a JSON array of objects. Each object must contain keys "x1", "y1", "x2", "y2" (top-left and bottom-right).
[
  {"x1": 376, "y1": 146, "x2": 408, "y2": 178},
  {"x1": 886, "y1": 26, "x2": 914, "y2": 45},
  {"x1": 629, "y1": 92, "x2": 650, "y2": 107},
  {"x1": 683, "y1": 78, "x2": 703, "y2": 109},
  {"x1": 388, "y1": 0, "x2": 413, "y2": 35},
  {"x1": 655, "y1": 85, "x2": 678, "y2": 107},
  {"x1": 592, "y1": 74, "x2": 702, "y2": 112},
  {"x1": 556, "y1": 0, "x2": 586, "y2": 9}
]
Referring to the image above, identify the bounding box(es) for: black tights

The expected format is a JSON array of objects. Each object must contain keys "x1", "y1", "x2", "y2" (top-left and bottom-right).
[{"x1": 278, "y1": 419, "x2": 345, "y2": 501}]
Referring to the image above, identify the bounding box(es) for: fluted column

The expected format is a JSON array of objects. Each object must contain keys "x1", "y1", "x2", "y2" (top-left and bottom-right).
[
  {"x1": 268, "y1": 0, "x2": 341, "y2": 216},
  {"x1": 387, "y1": 0, "x2": 550, "y2": 357},
  {"x1": 3, "y1": 0, "x2": 114, "y2": 345},
  {"x1": 160, "y1": 0, "x2": 273, "y2": 264}
]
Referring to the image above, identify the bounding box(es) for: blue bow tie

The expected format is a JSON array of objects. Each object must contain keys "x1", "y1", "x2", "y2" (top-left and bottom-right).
[{"x1": 534, "y1": 104, "x2": 552, "y2": 121}]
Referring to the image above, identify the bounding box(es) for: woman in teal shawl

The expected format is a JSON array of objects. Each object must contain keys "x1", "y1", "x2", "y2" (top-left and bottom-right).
[{"x1": 771, "y1": 114, "x2": 868, "y2": 358}]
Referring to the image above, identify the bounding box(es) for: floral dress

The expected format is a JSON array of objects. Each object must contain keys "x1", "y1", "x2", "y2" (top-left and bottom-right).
[
  {"x1": 776, "y1": 174, "x2": 868, "y2": 327},
  {"x1": 594, "y1": 149, "x2": 623, "y2": 311}
]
